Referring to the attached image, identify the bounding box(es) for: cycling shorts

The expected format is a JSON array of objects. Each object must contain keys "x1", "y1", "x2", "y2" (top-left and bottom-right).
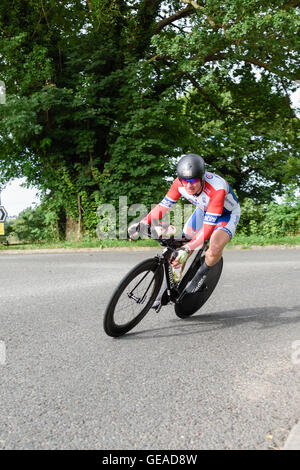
[{"x1": 183, "y1": 204, "x2": 241, "y2": 241}]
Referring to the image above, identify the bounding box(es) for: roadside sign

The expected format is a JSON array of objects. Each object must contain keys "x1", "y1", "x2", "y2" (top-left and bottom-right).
[
  {"x1": 0, "y1": 222, "x2": 4, "y2": 236},
  {"x1": 0, "y1": 206, "x2": 7, "y2": 222}
]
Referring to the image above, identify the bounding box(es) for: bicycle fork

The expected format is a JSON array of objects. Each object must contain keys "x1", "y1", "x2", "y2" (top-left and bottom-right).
[{"x1": 127, "y1": 270, "x2": 156, "y2": 305}]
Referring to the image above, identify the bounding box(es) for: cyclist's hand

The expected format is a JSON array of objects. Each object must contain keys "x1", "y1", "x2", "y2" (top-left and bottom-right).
[
  {"x1": 128, "y1": 221, "x2": 149, "y2": 241},
  {"x1": 154, "y1": 223, "x2": 176, "y2": 239},
  {"x1": 128, "y1": 221, "x2": 176, "y2": 241},
  {"x1": 128, "y1": 222, "x2": 141, "y2": 241},
  {"x1": 170, "y1": 247, "x2": 190, "y2": 268}
]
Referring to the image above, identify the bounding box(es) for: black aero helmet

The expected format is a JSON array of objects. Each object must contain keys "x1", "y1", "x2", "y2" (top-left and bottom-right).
[{"x1": 177, "y1": 153, "x2": 206, "y2": 183}]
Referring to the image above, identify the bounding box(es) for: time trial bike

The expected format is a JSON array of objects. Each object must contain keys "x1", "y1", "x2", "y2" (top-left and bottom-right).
[{"x1": 103, "y1": 229, "x2": 223, "y2": 337}]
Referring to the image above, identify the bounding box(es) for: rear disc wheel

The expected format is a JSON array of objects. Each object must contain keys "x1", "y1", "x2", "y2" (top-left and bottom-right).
[{"x1": 175, "y1": 257, "x2": 223, "y2": 318}]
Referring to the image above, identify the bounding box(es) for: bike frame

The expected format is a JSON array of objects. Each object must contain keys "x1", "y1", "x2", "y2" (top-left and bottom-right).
[{"x1": 154, "y1": 238, "x2": 208, "y2": 305}]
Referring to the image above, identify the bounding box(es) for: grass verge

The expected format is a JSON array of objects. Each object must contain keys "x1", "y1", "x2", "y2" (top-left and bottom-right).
[
  {"x1": 0, "y1": 238, "x2": 159, "y2": 250},
  {"x1": 228, "y1": 234, "x2": 300, "y2": 248},
  {"x1": 0, "y1": 235, "x2": 299, "y2": 251}
]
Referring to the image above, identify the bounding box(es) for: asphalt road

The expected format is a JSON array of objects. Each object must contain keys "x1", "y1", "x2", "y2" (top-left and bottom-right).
[{"x1": 0, "y1": 248, "x2": 300, "y2": 450}]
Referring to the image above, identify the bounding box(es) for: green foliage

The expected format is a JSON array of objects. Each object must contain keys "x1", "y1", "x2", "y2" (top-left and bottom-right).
[
  {"x1": 4, "y1": 219, "x2": 15, "y2": 237},
  {"x1": 10, "y1": 205, "x2": 58, "y2": 243},
  {"x1": 0, "y1": 1, "x2": 299, "y2": 240},
  {"x1": 9, "y1": 191, "x2": 102, "y2": 243},
  {"x1": 80, "y1": 191, "x2": 100, "y2": 238},
  {"x1": 238, "y1": 191, "x2": 300, "y2": 237}
]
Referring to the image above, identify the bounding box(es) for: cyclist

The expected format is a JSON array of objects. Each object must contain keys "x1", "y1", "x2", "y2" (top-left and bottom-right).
[{"x1": 128, "y1": 153, "x2": 240, "y2": 309}]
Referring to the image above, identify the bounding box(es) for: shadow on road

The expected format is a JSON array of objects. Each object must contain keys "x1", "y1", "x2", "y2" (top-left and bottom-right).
[{"x1": 117, "y1": 305, "x2": 300, "y2": 340}]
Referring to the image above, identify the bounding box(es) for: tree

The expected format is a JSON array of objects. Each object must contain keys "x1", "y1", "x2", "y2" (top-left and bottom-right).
[
  {"x1": 9, "y1": 205, "x2": 56, "y2": 243},
  {"x1": 148, "y1": 0, "x2": 300, "y2": 200},
  {"x1": 0, "y1": 1, "x2": 299, "y2": 238}
]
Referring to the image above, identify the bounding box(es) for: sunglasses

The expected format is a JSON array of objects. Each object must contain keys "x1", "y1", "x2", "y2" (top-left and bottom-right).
[{"x1": 180, "y1": 177, "x2": 199, "y2": 184}]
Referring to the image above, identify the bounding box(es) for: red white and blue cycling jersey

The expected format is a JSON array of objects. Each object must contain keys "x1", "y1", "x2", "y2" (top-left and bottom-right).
[{"x1": 146, "y1": 172, "x2": 240, "y2": 251}]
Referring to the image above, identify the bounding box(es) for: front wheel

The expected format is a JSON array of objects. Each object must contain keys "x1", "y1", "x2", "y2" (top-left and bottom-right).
[
  {"x1": 175, "y1": 257, "x2": 223, "y2": 318},
  {"x1": 103, "y1": 258, "x2": 163, "y2": 337}
]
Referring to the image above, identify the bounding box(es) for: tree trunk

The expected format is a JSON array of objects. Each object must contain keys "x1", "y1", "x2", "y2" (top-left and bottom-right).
[
  {"x1": 56, "y1": 207, "x2": 67, "y2": 240},
  {"x1": 65, "y1": 215, "x2": 79, "y2": 241}
]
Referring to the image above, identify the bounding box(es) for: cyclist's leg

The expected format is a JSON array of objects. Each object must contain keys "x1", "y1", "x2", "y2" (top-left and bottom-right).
[
  {"x1": 205, "y1": 228, "x2": 230, "y2": 266},
  {"x1": 206, "y1": 205, "x2": 240, "y2": 266},
  {"x1": 185, "y1": 228, "x2": 229, "y2": 293},
  {"x1": 186, "y1": 206, "x2": 240, "y2": 293},
  {"x1": 182, "y1": 207, "x2": 204, "y2": 240},
  {"x1": 180, "y1": 207, "x2": 204, "y2": 271}
]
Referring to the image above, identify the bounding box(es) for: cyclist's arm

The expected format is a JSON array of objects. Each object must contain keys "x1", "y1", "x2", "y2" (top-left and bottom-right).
[
  {"x1": 143, "y1": 178, "x2": 181, "y2": 224},
  {"x1": 184, "y1": 188, "x2": 226, "y2": 251}
]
